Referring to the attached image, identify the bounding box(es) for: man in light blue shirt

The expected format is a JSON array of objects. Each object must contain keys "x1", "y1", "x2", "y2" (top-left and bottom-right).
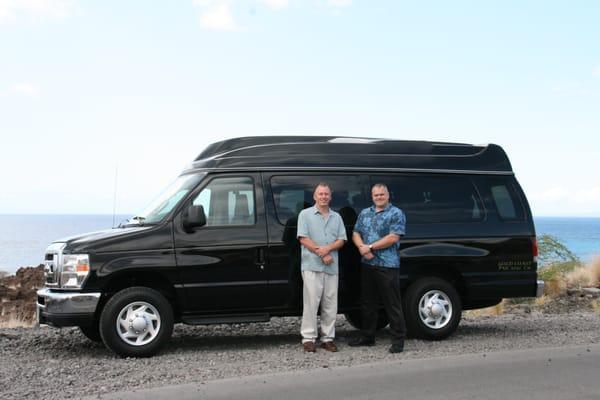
[{"x1": 297, "y1": 182, "x2": 347, "y2": 352}]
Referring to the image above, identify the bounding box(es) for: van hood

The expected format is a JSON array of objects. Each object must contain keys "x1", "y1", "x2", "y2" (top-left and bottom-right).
[{"x1": 54, "y1": 226, "x2": 155, "y2": 253}]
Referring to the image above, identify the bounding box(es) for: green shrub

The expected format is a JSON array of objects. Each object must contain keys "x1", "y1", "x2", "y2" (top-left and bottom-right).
[
  {"x1": 538, "y1": 261, "x2": 581, "y2": 282},
  {"x1": 537, "y1": 234, "x2": 580, "y2": 266}
]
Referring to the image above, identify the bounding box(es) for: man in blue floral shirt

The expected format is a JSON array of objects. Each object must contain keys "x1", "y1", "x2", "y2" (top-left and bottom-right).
[{"x1": 350, "y1": 183, "x2": 407, "y2": 353}]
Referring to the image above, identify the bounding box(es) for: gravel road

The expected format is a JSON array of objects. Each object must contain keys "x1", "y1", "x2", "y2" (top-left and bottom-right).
[{"x1": 1, "y1": 311, "x2": 599, "y2": 400}]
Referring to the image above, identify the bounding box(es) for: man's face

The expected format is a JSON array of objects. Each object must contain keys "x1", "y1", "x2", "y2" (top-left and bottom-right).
[
  {"x1": 313, "y1": 185, "x2": 332, "y2": 208},
  {"x1": 372, "y1": 186, "x2": 390, "y2": 208}
]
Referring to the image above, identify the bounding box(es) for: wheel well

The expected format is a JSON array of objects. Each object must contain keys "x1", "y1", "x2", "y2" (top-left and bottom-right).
[
  {"x1": 97, "y1": 272, "x2": 180, "y2": 320},
  {"x1": 404, "y1": 267, "x2": 466, "y2": 299}
]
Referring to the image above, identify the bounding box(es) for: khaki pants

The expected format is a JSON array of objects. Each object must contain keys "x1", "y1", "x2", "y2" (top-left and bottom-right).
[{"x1": 301, "y1": 270, "x2": 338, "y2": 343}]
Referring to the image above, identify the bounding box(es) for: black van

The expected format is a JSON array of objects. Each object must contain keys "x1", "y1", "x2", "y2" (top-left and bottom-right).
[{"x1": 37, "y1": 136, "x2": 543, "y2": 357}]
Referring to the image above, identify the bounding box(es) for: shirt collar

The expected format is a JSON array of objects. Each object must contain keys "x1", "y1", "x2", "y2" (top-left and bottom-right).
[
  {"x1": 370, "y1": 203, "x2": 392, "y2": 213},
  {"x1": 311, "y1": 205, "x2": 330, "y2": 215}
]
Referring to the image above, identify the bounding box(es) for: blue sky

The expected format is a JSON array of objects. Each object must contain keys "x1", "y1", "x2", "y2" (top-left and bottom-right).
[{"x1": 1, "y1": 0, "x2": 599, "y2": 216}]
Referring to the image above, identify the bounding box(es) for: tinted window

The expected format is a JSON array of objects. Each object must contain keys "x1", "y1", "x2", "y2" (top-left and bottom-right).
[
  {"x1": 191, "y1": 177, "x2": 255, "y2": 226},
  {"x1": 489, "y1": 181, "x2": 525, "y2": 221},
  {"x1": 270, "y1": 175, "x2": 367, "y2": 226},
  {"x1": 374, "y1": 175, "x2": 484, "y2": 224}
]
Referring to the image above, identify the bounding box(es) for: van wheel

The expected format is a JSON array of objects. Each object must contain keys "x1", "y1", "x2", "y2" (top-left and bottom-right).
[
  {"x1": 79, "y1": 320, "x2": 102, "y2": 342},
  {"x1": 344, "y1": 309, "x2": 389, "y2": 331},
  {"x1": 405, "y1": 278, "x2": 461, "y2": 340},
  {"x1": 99, "y1": 287, "x2": 174, "y2": 357}
]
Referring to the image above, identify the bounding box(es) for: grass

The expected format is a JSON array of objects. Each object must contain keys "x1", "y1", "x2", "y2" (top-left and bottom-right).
[
  {"x1": 533, "y1": 256, "x2": 600, "y2": 298},
  {"x1": 536, "y1": 258, "x2": 598, "y2": 298},
  {"x1": 543, "y1": 276, "x2": 568, "y2": 298},
  {"x1": 537, "y1": 260, "x2": 581, "y2": 283},
  {"x1": 0, "y1": 314, "x2": 36, "y2": 329},
  {"x1": 534, "y1": 295, "x2": 550, "y2": 307},
  {"x1": 564, "y1": 256, "x2": 600, "y2": 289},
  {"x1": 464, "y1": 300, "x2": 506, "y2": 317},
  {"x1": 592, "y1": 300, "x2": 600, "y2": 316}
]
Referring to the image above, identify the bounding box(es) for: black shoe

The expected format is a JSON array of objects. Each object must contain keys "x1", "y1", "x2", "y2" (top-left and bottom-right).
[
  {"x1": 348, "y1": 337, "x2": 375, "y2": 347},
  {"x1": 389, "y1": 342, "x2": 404, "y2": 353}
]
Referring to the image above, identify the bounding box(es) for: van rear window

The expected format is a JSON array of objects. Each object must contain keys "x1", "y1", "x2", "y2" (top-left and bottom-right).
[
  {"x1": 489, "y1": 183, "x2": 525, "y2": 221},
  {"x1": 373, "y1": 175, "x2": 484, "y2": 224}
]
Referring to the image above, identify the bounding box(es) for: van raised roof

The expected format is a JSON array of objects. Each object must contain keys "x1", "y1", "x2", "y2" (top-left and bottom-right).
[{"x1": 189, "y1": 136, "x2": 512, "y2": 174}]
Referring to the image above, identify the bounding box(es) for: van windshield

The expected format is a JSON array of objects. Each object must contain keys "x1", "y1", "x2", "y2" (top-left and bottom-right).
[{"x1": 123, "y1": 173, "x2": 205, "y2": 226}]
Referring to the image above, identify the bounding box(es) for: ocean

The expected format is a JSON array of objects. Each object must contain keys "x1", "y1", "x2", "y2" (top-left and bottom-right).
[
  {"x1": 0, "y1": 215, "x2": 599, "y2": 275},
  {"x1": 533, "y1": 217, "x2": 600, "y2": 262},
  {"x1": 0, "y1": 214, "x2": 130, "y2": 275}
]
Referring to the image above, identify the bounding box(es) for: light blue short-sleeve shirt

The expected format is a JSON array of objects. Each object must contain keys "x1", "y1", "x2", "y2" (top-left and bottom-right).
[{"x1": 297, "y1": 206, "x2": 347, "y2": 275}]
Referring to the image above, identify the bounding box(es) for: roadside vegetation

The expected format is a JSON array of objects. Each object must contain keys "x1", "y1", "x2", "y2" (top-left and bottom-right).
[
  {"x1": 0, "y1": 315, "x2": 33, "y2": 329},
  {"x1": 537, "y1": 235, "x2": 599, "y2": 296},
  {"x1": 468, "y1": 234, "x2": 600, "y2": 317}
]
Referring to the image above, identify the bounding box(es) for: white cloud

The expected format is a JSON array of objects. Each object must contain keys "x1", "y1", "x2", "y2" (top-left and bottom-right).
[
  {"x1": 327, "y1": 0, "x2": 352, "y2": 7},
  {"x1": 263, "y1": 0, "x2": 289, "y2": 10},
  {"x1": 530, "y1": 186, "x2": 570, "y2": 203},
  {"x1": 550, "y1": 83, "x2": 591, "y2": 97},
  {"x1": 571, "y1": 186, "x2": 600, "y2": 205},
  {"x1": 529, "y1": 186, "x2": 600, "y2": 216},
  {"x1": 192, "y1": 0, "x2": 351, "y2": 31},
  {"x1": 192, "y1": 0, "x2": 212, "y2": 6},
  {"x1": 0, "y1": 0, "x2": 73, "y2": 24},
  {"x1": 6, "y1": 83, "x2": 40, "y2": 98},
  {"x1": 195, "y1": 1, "x2": 239, "y2": 31}
]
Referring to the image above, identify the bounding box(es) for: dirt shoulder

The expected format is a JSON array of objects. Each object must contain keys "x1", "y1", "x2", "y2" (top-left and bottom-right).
[{"x1": 1, "y1": 310, "x2": 599, "y2": 400}]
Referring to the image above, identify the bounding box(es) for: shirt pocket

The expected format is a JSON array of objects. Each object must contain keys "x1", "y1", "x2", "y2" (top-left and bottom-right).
[{"x1": 325, "y1": 225, "x2": 341, "y2": 241}]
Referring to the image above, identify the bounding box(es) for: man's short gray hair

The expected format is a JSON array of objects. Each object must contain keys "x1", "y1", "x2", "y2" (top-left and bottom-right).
[
  {"x1": 313, "y1": 182, "x2": 332, "y2": 194},
  {"x1": 371, "y1": 183, "x2": 389, "y2": 192}
]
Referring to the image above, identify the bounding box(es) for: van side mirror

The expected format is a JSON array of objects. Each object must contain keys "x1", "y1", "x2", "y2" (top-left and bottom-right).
[{"x1": 183, "y1": 205, "x2": 207, "y2": 232}]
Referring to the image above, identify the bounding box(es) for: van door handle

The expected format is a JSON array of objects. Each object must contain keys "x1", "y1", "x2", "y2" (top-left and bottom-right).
[{"x1": 256, "y1": 248, "x2": 265, "y2": 270}]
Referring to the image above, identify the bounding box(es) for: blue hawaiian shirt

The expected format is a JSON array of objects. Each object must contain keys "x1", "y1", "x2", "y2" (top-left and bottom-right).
[{"x1": 353, "y1": 204, "x2": 406, "y2": 268}]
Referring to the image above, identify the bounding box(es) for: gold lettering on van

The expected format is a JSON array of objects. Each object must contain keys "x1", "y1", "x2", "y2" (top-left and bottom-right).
[{"x1": 498, "y1": 261, "x2": 534, "y2": 271}]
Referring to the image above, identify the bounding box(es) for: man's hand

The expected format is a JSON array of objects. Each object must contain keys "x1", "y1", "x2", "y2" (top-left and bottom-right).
[
  {"x1": 363, "y1": 252, "x2": 375, "y2": 261},
  {"x1": 358, "y1": 244, "x2": 371, "y2": 256},
  {"x1": 315, "y1": 246, "x2": 330, "y2": 258},
  {"x1": 322, "y1": 254, "x2": 334, "y2": 265}
]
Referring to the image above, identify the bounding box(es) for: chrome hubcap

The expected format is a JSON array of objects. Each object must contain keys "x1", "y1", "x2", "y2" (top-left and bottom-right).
[
  {"x1": 116, "y1": 301, "x2": 161, "y2": 346},
  {"x1": 418, "y1": 290, "x2": 452, "y2": 329}
]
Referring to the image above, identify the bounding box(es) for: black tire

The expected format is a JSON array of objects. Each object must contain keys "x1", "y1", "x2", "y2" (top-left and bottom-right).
[
  {"x1": 344, "y1": 309, "x2": 389, "y2": 331},
  {"x1": 99, "y1": 287, "x2": 174, "y2": 357},
  {"x1": 79, "y1": 321, "x2": 102, "y2": 342},
  {"x1": 405, "y1": 278, "x2": 461, "y2": 340}
]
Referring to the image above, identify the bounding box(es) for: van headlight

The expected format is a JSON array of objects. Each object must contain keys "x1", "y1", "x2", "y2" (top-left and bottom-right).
[{"x1": 61, "y1": 254, "x2": 90, "y2": 289}]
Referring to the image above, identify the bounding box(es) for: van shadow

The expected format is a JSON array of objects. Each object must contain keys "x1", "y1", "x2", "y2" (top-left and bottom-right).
[
  {"x1": 167, "y1": 323, "x2": 363, "y2": 353},
  {"x1": 455, "y1": 319, "x2": 544, "y2": 338},
  {"x1": 166, "y1": 331, "x2": 300, "y2": 353}
]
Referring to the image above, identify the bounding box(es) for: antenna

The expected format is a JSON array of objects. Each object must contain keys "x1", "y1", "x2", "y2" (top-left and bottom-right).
[{"x1": 112, "y1": 161, "x2": 119, "y2": 228}]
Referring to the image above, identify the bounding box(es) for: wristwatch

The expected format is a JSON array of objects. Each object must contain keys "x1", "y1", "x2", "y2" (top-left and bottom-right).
[{"x1": 368, "y1": 244, "x2": 373, "y2": 251}]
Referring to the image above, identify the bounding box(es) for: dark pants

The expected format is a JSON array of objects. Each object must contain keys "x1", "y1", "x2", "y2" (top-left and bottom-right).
[{"x1": 360, "y1": 264, "x2": 407, "y2": 344}]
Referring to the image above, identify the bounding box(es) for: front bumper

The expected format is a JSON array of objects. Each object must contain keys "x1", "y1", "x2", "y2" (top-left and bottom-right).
[
  {"x1": 37, "y1": 288, "x2": 101, "y2": 327},
  {"x1": 536, "y1": 280, "x2": 545, "y2": 297}
]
